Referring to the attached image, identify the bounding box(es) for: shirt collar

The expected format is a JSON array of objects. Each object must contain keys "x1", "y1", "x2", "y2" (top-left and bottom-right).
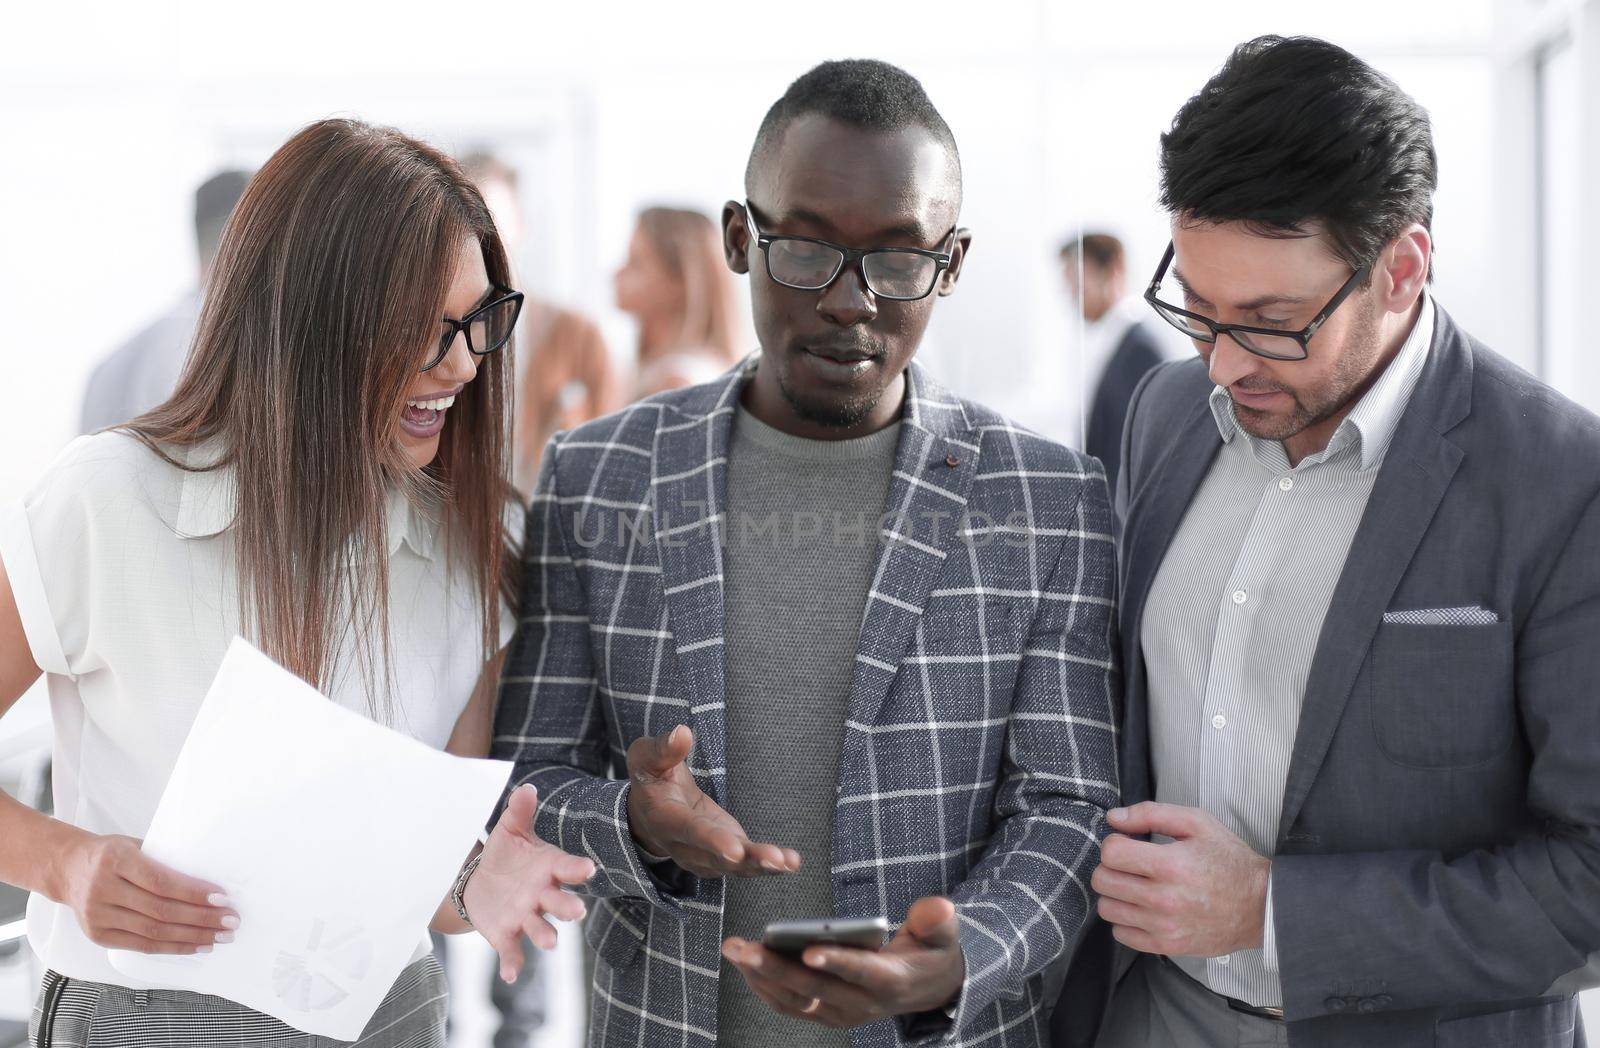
[
  {"x1": 1208, "y1": 292, "x2": 1435, "y2": 473},
  {"x1": 173, "y1": 439, "x2": 439, "y2": 560}
]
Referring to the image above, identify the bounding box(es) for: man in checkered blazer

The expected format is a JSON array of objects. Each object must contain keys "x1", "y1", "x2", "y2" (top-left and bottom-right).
[{"x1": 491, "y1": 60, "x2": 1119, "y2": 1047}]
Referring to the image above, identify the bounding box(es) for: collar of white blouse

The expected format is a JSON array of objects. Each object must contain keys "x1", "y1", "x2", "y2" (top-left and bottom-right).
[{"x1": 171, "y1": 439, "x2": 440, "y2": 561}]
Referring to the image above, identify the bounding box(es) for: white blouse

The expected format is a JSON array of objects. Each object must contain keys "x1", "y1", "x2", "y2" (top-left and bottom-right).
[{"x1": 0, "y1": 432, "x2": 515, "y2": 987}]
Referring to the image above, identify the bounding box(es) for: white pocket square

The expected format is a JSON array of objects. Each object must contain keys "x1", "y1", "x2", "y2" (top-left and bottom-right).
[{"x1": 1382, "y1": 605, "x2": 1500, "y2": 626}]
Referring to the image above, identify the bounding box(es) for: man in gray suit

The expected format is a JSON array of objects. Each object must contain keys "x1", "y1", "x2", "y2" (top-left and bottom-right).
[{"x1": 1051, "y1": 35, "x2": 1600, "y2": 1048}]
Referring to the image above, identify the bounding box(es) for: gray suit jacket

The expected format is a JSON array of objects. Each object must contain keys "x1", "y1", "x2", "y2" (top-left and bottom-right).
[{"x1": 1054, "y1": 305, "x2": 1600, "y2": 1048}]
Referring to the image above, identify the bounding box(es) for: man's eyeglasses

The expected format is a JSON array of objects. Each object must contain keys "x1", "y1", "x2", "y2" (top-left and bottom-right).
[
  {"x1": 1143, "y1": 242, "x2": 1371, "y2": 362},
  {"x1": 743, "y1": 200, "x2": 957, "y2": 302},
  {"x1": 423, "y1": 286, "x2": 525, "y2": 372}
]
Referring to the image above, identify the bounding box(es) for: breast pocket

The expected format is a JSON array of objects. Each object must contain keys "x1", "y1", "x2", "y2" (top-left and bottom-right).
[{"x1": 1368, "y1": 620, "x2": 1516, "y2": 769}]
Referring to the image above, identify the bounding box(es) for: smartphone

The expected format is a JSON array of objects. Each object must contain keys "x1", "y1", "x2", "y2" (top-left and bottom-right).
[{"x1": 761, "y1": 916, "x2": 889, "y2": 956}]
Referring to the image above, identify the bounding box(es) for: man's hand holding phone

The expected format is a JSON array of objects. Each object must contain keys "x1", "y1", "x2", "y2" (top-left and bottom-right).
[
  {"x1": 722, "y1": 896, "x2": 967, "y2": 1030},
  {"x1": 626, "y1": 725, "x2": 801, "y2": 878}
]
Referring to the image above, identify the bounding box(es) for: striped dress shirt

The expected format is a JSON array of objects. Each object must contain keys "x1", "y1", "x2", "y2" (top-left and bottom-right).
[{"x1": 1139, "y1": 295, "x2": 1435, "y2": 1008}]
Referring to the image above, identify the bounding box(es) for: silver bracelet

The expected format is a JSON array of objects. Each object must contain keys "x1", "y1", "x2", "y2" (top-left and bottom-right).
[{"x1": 451, "y1": 852, "x2": 485, "y2": 926}]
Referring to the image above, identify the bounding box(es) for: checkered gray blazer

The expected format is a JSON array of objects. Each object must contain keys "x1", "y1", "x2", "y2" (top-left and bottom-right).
[{"x1": 492, "y1": 358, "x2": 1120, "y2": 1047}]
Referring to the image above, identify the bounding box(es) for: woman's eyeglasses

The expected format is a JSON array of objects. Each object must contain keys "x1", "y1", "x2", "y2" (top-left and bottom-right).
[{"x1": 423, "y1": 286, "x2": 525, "y2": 372}]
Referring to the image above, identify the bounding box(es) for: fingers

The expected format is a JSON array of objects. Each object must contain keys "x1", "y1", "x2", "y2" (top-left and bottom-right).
[
  {"x1": 497, "y1": 785, "x2": 539, "y2": 841},
  {"x1": 722, "y1": 939, "x2": 877, "y2": 1021},
  {"x1": 627, "y1": 724, "x2": 693, "y2": 781},
  {"x1": 688, "y1": 821, "x2": 797, "y2": 878},
  {"x1": 492, "y1": 930, "x2": 527, "y2": 984},
  {"x1": 520, "y1": 913, "x2": 558, "y2": 953},
  {"x1": 743, "y1": 842, "x2": 802, "y2": 875},
  {"x1": 734, "y1": 956, "x2": 831, "y2": 1021},
  {"x1": 1090, "y1": 865, "x2": 1159, "y2": 907},
  {"x1": 747, "y1": 973, "x2": 847, "y2": 1026},
  {"x1": 1106, "y1": 802, "x2": 1210, "y2": 840},
  {"x1": 114, "y1": 883, "x2": 238, "y2": 934},
  {"x1": 70, "y1": 839, "x2": 234, "y2": 952},
  {"x1": 549, "y1": 849, "x2": 596, "y2": 886},
  {"x1": 1098, "y1": 834, "x2": 1171, "y2": 879},
  {"x1": 102, "y1": 905, "x2": 228, "y2": 948},
  {"x1": 117, "y1": 846, "x2": 229, "y2": 911},
  {"x1": 538, "y1": 887, "x2": 588, "y2": 924},
  {"x1": 1110, "y1": 923, "x2": 1162, "y2": 954},
  {"x1": 666, "y1": 822, "x2": 778, "y2": 879},
  {"x1": 1095, "y1": 896, "x2": 1154, "y2": 932},
  {"x1": 901, "y1": 896, "x2": 959, "y2": 950},
  {"x1": 800, "y1": 945, "x2": 898, "y2": 994}
]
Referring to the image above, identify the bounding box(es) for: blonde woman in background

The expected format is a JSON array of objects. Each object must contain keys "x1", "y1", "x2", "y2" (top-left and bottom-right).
[
  {"x1": 614, "y1": 206, "x2": 745, "y2": 397},
  {"x1": 513, "y1": 304, "x2": 621, "y2": 493}
]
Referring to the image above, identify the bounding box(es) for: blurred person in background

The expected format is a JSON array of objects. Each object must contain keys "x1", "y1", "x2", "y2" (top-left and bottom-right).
[
  {"x1": 513, "y1": 307, "x2": 621, "y2": 496},
  {"x1": 460, "y1": 150, "x2": 621, "y2": 497},
  {"x1": 80, "y1": 169, "x2": 251, "y2": 434},
  {"x1": 614, "y1": 206, "x2": 744, "y2": 397},
  {"x1": 1059, "y1": 232, "x2": 1167, "y2": 493},
  {"x1": 0, "y1": 118, "x2": 594, "y2": 1048}
]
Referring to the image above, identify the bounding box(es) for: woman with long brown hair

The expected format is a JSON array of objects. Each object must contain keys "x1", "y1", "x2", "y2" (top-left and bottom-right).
[
  {"x1": 0, "y1": 118, "x2": 591, "y2": 1046},
  {"x1": 613, "y1": 205, "x2": 746, "y2": 397}
]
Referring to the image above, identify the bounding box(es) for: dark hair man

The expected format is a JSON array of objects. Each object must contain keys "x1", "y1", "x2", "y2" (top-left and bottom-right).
[
  {"x1": 1051, "y1": 35, "x2": 1600, "y2": 1048},
  {"x1": 1059, "y1": 232, "x2": 1168, "y2": 491},
  {"x1": 493, "y1": 59, "x2": 1120, "y2": 1047}
]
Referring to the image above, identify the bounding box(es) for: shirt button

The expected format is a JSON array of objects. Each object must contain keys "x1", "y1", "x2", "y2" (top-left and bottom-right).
[
  {"x1": 1231, "y1": 589, "x2": 1248, "y2": 605},
  {"x1": 1212, "y1": 713, "x2": 1227, "y2": 730},
  {"x1": 1279, "y1": 476, "x2": 1294, "y2": 491},
  {"x1": 1216, "y1": 955, "x2": 1231, "y2": 965}
]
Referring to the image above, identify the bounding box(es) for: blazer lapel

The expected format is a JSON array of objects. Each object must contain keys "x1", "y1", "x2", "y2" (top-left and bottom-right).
[
  {"x1": 838, "y1": 363, "x2": 980, "y2": 767},
  {"x1": 1276, "y1": 309, "x2": 1474, "y2": 842},
  {"x1": 650, "y1": 361, "x2": 750, "y2": 805},
  {"x1": 1118, "y1": 392, "x2": 1223, "y2": 805}
]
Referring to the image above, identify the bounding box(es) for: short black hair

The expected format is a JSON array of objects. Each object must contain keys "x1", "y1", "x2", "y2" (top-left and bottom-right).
[
  {"x1": 1159, "y1": 35, "x2": 1437, "y2": 278},
  {"x1": 1060, "y1": 233, "x2": 1125, "y2": 271},
  {"x1": 744, "y1": 59, "x2": 961, "y2": 197}
]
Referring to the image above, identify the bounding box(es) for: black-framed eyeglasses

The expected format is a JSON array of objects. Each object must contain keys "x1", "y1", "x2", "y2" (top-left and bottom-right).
[
  {"x1": 423, "y1": 285, "x2": 525, "y2": 372},
  {"x1": 1143, "y1": 242, "x2": 1372, "y2": 361},
  {"x1": 743, "y1": 200, "x2": 958, "y2": 302}
]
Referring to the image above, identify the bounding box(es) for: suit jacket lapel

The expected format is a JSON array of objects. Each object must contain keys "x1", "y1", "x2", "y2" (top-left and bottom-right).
[
  {"x1": 1276, "y1": 309, "x2": 1474, "y2": 842},
  {"x1": 650, "y1": 361, "x2": 750, "y2": 805},
  {"x1": 838, "y1": 363, "x2": 980, "y2": 769},
  {"x1": 1118, "y1": 393, "x2": 1222, "y2": 805}
]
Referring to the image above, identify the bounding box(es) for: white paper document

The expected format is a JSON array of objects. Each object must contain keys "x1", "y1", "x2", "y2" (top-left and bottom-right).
[{"x1": 110, "y1": 637, "x2": 512, "y2": 1040}]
